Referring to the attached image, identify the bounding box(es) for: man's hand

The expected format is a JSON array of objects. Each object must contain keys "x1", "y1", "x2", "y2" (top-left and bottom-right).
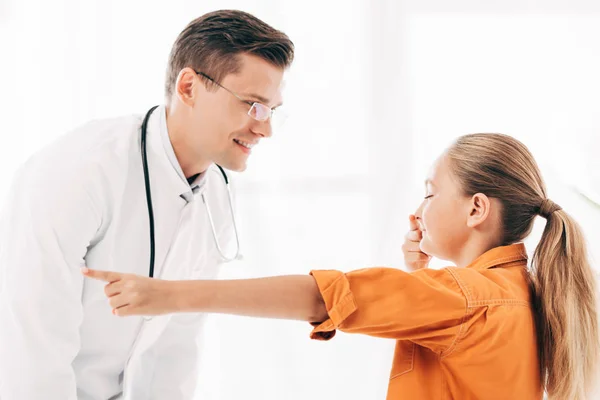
[
  {"x1": 81, "y1": 268, "x2": 178, "y2": 316},
  {"x1": 401, "y1": 215, "x2": 432, "y2": 271}
]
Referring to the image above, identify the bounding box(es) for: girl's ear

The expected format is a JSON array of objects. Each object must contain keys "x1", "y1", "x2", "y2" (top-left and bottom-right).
[{"x1": 466, "y1": 193, "x2": 491, "y2": 228}]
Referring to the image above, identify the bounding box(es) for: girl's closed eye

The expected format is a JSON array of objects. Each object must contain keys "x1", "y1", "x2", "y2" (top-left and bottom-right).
[{"x1": 424, "y1": 194, "x2": 433, "y2": 199}]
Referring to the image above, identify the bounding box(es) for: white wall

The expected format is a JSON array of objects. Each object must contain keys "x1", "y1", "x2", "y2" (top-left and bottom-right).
[{"x1": 1, "y1": 0, "x2": 599, "y2": 398}]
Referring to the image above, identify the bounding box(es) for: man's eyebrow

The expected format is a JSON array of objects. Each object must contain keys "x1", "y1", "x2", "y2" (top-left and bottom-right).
[
  {"x1": 243, "y1": 93, "x2": 270, "y2": 104},
  {"x1": 242, "y1": 93, "x2": 283, "y2": 109}
]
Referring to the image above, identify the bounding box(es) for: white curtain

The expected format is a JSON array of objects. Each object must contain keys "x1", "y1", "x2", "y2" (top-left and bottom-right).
[{"x1": 2, "y1": 0, "x2": 599, "y2": 398}]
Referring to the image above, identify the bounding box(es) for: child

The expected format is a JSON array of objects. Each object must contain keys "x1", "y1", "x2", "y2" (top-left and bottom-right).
[{"x1": 84, "y1": 133, "x2": 599, "y2": 399}]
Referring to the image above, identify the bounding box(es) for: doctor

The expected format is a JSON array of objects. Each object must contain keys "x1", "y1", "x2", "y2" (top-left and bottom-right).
[{"x1": 0, "y1": 9, "x2": 294, "y2": 400}]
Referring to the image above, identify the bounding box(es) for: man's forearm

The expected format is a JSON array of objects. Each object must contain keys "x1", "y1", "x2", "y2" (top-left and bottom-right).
[{"x1": 171, "y1": 275, "x2": 329, "y2": 322}]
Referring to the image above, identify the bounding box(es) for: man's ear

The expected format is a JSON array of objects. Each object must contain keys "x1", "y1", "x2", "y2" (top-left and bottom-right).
[
  {"x1": 466, "y1": 193, "x2": 491, "y2": 228},
  {"x1": 175, "y1": 68, "x2": 201, "y2": 107}
]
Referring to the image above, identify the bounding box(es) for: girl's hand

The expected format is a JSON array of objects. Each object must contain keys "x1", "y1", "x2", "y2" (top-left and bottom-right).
[
  {"x1": 81, "y1": 267, "x2": 179, "y2": 316},
  {"x1": 401, "y1": 215, "x2": 432, "y2": 271}
]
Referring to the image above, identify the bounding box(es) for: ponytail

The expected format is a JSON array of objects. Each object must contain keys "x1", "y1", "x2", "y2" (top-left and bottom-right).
[{"x1": 531, "y1": 205, "x2": 599, "y2": 399}]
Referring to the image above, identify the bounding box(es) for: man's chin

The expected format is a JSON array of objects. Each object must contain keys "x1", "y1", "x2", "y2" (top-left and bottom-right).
[
  {"x1": 231, "y1": 164, "x2": 247, "y2": 173},
  {"x1": 216, "y1": 160, "x2": 247, "y2": 173}
]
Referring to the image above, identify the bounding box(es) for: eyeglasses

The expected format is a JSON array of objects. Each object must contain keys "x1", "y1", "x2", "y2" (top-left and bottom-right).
[{"x1": 196, "y1": 71, "x2": 288, "y2": 129}]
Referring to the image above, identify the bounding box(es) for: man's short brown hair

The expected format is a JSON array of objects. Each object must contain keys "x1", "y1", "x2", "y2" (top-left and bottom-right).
[{"x1": 165, "y1": 10, "x2": 295, "y2": 98}]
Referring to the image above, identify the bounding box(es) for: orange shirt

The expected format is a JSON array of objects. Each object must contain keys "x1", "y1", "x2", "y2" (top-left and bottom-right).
[{"x1": 310, "y1": 243, "x2": 543, "y2": 399}]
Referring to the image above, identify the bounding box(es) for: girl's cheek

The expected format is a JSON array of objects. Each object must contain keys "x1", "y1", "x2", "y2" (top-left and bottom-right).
[{"x1": 421, "y1": 203, "x2": 432, "y2": 231}]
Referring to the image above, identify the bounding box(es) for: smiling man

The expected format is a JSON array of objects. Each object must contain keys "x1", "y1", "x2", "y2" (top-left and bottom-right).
[{"x1": 0, "y1": 10, "x2": 294, "y2": 400}]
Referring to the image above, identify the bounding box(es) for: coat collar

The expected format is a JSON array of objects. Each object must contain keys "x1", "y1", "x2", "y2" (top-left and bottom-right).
[
  {"x1": 466, "y1": 243, "x2": 528, "y2": 270},
  {"x1": 145, "y1": 105, "x2": 207, "y2": 203}
]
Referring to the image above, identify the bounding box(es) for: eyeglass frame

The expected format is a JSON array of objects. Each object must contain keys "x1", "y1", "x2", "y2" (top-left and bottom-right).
[{"x1": 195, "y1": 71, "x2": 282, "y2": 123}]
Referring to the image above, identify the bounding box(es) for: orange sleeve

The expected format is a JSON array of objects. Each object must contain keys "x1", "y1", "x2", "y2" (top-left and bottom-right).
[{"x1": 309, "y1": 267, "x2": 468, "y2": 353}]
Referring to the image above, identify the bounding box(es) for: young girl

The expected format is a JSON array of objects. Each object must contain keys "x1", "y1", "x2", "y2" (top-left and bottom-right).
[{"x1": 84, "y1": 133, "x2": 599, "y2": 399}]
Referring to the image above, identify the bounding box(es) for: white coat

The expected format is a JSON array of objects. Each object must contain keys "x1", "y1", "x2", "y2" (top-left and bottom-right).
[{"x1": 0, "y1": 105, "x2": 235, "y2": 399}]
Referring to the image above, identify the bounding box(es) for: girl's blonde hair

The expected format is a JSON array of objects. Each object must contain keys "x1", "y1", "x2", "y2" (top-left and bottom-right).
[{"x1": 447, "y1": 133, "x2": 599, "y2": 399}]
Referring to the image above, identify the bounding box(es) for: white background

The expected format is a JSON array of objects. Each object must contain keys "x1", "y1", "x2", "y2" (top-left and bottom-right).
[{"x1": 1, "y1": 0, "x2": 599, "y2": 398}]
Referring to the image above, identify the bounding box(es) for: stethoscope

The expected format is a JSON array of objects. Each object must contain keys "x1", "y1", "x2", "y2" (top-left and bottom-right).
[{"x1": 140, "y1": 105, "x2": 241, "y2": 278}]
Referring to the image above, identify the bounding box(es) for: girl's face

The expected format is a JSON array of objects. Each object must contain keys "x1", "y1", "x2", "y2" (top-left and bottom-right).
[{"x1": 414, "y1": 155, "x2": 473, "y2": 263}]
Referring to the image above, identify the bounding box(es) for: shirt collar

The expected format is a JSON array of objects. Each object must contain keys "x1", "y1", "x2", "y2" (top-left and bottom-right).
[
  {"x1": 153, "y1": 105, "x2": 208, "y2": 202},
  {"x1": 466, "y1": 243, "x2": 528, "y2": 270}
]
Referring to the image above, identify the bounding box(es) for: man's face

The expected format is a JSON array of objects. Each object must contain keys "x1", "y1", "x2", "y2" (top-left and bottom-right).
[{"x1": 187, "y1": 54, "x2": 285, "y2": 172}]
